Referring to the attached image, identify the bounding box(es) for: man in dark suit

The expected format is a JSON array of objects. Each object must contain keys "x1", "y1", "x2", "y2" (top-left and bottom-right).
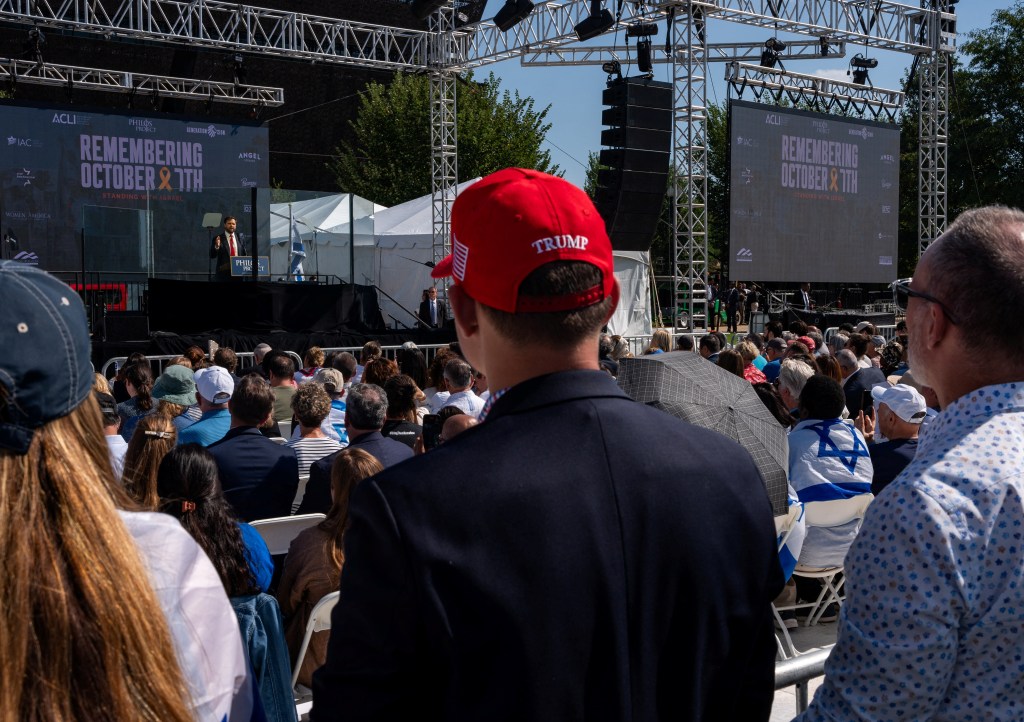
[
  {"x1": 310, "y1": 168, "x2": 783, "y2": 721},
  {"x1": 296, "y1": 382, "x2": 413, "y2": 515},
  {"x1": 417, "y1": 286, "x2": 448, "y2": 329},
  {"x1": 837, "y1": 348, "x2": 889, "y2": 417},
  {"x1": 207, "y1": 374, "x2": 298, "y2": 521},
  {"x1": 210, "y1": 215, "x2": 247, "y2": 281},
  {"x1": 795, "y1": 281, "x2": 814, "y2": 311}
]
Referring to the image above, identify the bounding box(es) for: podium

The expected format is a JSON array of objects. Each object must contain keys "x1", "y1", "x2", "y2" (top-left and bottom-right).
[{"x1": 230, "y1": 256, "x2": 270, "y2": 277}]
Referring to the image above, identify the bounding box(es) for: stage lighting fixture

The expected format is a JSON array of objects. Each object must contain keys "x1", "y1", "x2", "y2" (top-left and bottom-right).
[
  {"x1": 851, "y1": 54, "x2": 878, "y2": 69},
  {"x1": 575, "y1": 0, "x2": 615, "y2": 42},
  {"x1": 637, "y1": 39, "x2": 653, "y2": 74},
  {"x1": 602, "y1": 60, "x2": 622, "y2": 81},
  {"x1": 24, "y1": 26, "x2": 45, "y2": 67},
  {"x1": 410, "y1": 0, "x2": 446, "y2": 21},
  {"x1": 850, "y1": 53, "x2": 878, "y2": 86},
  {"x1": 493, "y1": 0, "x2": 534, "y2": 31},
  {"x1": 626, "y1": 23, "x2": 659, "y2": 37},
  {"x1": 759, "y1": 37, "x2": 786, "y2": 69},
  {"x1": 232, "y1": 53, "x2": 246, "y2": 87}
]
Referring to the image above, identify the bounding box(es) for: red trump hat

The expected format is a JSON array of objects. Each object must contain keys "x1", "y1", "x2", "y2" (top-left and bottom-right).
[{"x1": 431, "y1": 168, "x2": 615, "y2": 313}]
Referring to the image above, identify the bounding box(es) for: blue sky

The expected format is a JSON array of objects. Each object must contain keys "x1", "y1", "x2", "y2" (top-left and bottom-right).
[{"x1": 477, "y1": 1, "x2": 1011, "y2": 187}]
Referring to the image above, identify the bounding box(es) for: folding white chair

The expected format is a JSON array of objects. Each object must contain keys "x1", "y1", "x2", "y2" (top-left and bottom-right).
[
  {"x1": 291, "y1": 475, "x2": 311, "y2": 515},
  {"x1": 278, "y1": 420, "x2": 292, "y2": 440},
  {"x1": 787, "y1": 494, "x2": 874, "y2": 627},
  {"x1": 250, "y1": 513, "x2": 325, "y2": 556},
  {"x1": 772, "y1": 503, "x2": 804, "y2": 659},
  {"x1": 292, "y1": 591, "x2": 340, "y2": 696}
]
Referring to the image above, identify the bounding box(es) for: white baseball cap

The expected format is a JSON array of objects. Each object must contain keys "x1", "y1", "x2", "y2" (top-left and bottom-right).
[
  {"x1": 194, "y1": 366, "x2": 234, "y2": 404},
  {"x1": 871, "y1": 383, "x2": 927, "y2": 424}
]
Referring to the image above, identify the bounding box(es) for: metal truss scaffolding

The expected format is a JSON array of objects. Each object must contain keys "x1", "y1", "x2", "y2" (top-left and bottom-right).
[
  {"x1": 0, "y1": 0, "x2": 955, "y2": 322},
  {"x1": 0, "y1": 57, "x2": 284, "y2": 106},
  {"x1": 429, "y1": 2, "x2": 460, "y2": 294},
  {"x1": 918, "y1": 1, "x2": 955, "y2": 257},
  {"x1": 671, "y1": 2, "x2": 709, "y2": 329}
]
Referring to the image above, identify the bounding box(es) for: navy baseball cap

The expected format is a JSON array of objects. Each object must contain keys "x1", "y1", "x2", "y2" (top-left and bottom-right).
[{"x1": 0, "y1": 262, "x2": 93, "y2": 453}]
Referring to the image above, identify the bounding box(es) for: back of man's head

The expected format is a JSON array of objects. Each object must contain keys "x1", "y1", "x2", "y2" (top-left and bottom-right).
[
  {"x1": 788, "y1": 319, "x2": 808, "y2": 337},
  {"x1": 676, "y1": 335, "x2": 694, "y2": 352},
  {"x1": 332, "y1": 351, "x2": 358, "y2": 381},
  {"x1": 779, "y1": 357, "x2": 816, "y2": 401},
  {"x1": 428, "y1": 168, "x2": 615, "y2": 349},
  {"x1": 926, "y1": 205, "x2": 1024, "y2": 357},
  {"x1": 346, "y1": 383, "x2": 388, "y2": 430},
  {"x1": 443, "y1": 358, "x2": 474, "y2": 392},
  {"x1": 230, "y1": 375, "x2": 274, "y2": 427},
  {"x1": 699, "y1": 334, "x2": 721, "y2": 354},
  {"x1": 253, "y1": 343, "x2": 272, "y2": 363},
  {"x1": 836, "y1": 349, "x2": 859, "y2": 375},
  {"x1": 267, "y1": 352, "x2": 295, "y2": 381},
  {"x1": 799, "y1": 374, "x2": 846, "y2": 420},
  {"x1": 846, "y1": 334, "x2": 868, "y2": 358},
  {"x1": 213, "y1": 347, "x2": 238, "y2": 374},
  {"x1": 766, "y1": 338, "x2": 787, "y2": 356}
]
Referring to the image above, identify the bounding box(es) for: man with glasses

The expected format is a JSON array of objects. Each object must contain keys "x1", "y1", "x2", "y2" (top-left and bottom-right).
[{"x1": 798, "y1": 205, "x2": 1024, "y2": 721}]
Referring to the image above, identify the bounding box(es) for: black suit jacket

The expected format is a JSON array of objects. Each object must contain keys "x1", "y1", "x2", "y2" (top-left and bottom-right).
[
  {"x1": 310, "y1": 370, "x2": 783, "y2": 721},
  {"x1": 844, "y1": 365, "x2": 889, "y2": 417},
  {"x1": 207, "y1": 426, "x2": 298, "y2": 521},
  {"x1": 210, "y1": 231, "x2": 248, "y2": 278},
  {"x1": 296, "y1": 430, "x2": 414, "y2": 516},
  {"x1": 417, "y1": 298, "x2": 448, "y2": 329}
]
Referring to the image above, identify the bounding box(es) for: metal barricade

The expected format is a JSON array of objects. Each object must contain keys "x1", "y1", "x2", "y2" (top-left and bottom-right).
[
  {"x1": 101, "y1": 350, "x2": 302, "y2": 379},
  {"x1": 774, "y1": 645, "x2": 832, "y2": 715}
]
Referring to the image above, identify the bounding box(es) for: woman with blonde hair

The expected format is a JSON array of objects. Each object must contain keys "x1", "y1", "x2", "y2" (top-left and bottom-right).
[
  {"x1": 0, "y1": 262, "x2": 250, "y2": 721},
  {"x1": 644, "y1": 329, "x2": 673, "y2": 355},
  {"x1": 277, "y1": 447, "x2": 383, "y2": 688},
  {"x1": 121, "y1": 413, "x2": 177, "y2": 510}
]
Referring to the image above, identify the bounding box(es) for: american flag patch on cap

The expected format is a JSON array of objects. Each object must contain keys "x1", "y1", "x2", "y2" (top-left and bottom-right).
[{"x1": 452, "y1": 237, "x2": 469, "y2": 281}]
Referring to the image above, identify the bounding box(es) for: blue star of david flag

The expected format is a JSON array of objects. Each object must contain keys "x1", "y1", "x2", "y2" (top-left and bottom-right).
[
  {"x1": 788, "y1": 417, "x2": 873, "y2": 504},
  {"x1": 289, "y1": 221, "x2": 306, "y2": 281}
]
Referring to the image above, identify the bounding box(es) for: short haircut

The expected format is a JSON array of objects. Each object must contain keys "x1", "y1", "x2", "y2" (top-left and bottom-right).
[
  {"x1": 230, "y1": 375, "x2": 275, "y2": 426},
  {"x1": 360, "y1": 341, "x2": 382, "y2": 364},
  {"x1": 828, "y1": 333, "x2": 849, "y2": 356},
  {"x1": 443, "y1": 358, "x2": 474, "y2": 389},
  {"x1": 926, "y1": 205, "x2": 1024, "y2": 356},
  {"x1": 836, "y1": 349, "x2": 859, "y2": 371},
  {"x1": 846, "y1": 334, "x2": 868, "y2": 357},
  {"x1": 764, "y1": 321, "x2": 784, "y2": 339},
  {"x1": 778, "y1": 358, "x2": 816, "y2": 399},
  {"x1": 699, "y1": 334, "x2": 721, "y2": 354},
  {"x1": 477, "y1": 261, "x2": 613, "y2": 347},
  {"x1": 799, "y1": 374, "x2": 846, "y2": 420},
  {"x1": 788, "y1": 319, "x2": 808, "y2": 337},
  {"x1": 254, "y1": 342, "x2": 272, "y2": 360},
  {"x1": 837, "y1": 323, "x2": 855, "y2": 333},
  {"x1": 437, "y1": 406, "x2": 466, "y2": 422},
  {"x1": 224, "y1": 215, "x2": 236, "y2": 224},
  {"x1": 675, "y1": 335, "x2": 694, "y2": 351},
  {"x1": 213, "y1": 347, "x2": 238, "y2": 373},
  {"x1": 332, "y1": 352, "x2": 358, "y2": 381},
  {"x1": 896, "y1": 320, "x2": 907, "y2": 332},
  {"x1": 291, "y1": 382, "x2": 331, "y2": 428},
  {"x1": 806, "y1": 331, "x2": 825, "y2": 354},
  {"x1": 266, "y1": 352, "x2": 295, "y2": 379},
  {"x1": 735, "y1": 341, "x2": 759, "y2": 364},
  {"x1": 362, "y1": 357, "x2": 400, "y2": 388},
  {"x1": 346, "y1": 383, "x2": 387, "y2": 430},
  {"x1": 744, "y1": 332, "x2": 763, "y2": 351},
  {"x1": 383, "y1": 374, "x2": 419, "y2": 419}
]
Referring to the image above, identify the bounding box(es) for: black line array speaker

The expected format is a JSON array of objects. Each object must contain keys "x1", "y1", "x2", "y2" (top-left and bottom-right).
[{"x1": 594, "y1": 76, "x2": 673, "y2": 252}]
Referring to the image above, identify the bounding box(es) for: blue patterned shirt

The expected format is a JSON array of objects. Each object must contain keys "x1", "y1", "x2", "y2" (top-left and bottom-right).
[{"x1": 797, "y1": 382, "x2": 1024, "y2": 721}]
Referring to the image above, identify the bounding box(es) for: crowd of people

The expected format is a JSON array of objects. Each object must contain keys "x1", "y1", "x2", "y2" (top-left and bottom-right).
[{"x1": 1, "y1": 166, "x2": 1022, "y2": 722}]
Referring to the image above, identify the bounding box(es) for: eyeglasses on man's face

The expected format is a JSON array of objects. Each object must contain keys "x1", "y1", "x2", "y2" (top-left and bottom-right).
[{"x1": 890, "y1": 278, "x2": 960, "y2": 325}]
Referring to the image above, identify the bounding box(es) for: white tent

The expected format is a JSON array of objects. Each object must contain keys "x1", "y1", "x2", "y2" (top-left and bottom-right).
[
  {"x1": 373, "y1": 180, "x2": 652, "y2": 337},
  {"x1": 268, "y1": 194, "x2": 385, "y2": 283}
]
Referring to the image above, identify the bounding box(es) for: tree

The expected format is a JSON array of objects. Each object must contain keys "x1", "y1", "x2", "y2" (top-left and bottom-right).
[{"x1": 329, "y1": 72, "x2": 558, "y2": 206}]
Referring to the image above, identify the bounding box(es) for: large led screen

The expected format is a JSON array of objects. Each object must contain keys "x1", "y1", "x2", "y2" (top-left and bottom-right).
[
  {"x1": 0, "y1": 101, "x2": 269, "y2": 274},
  {"x1": 728, "y1": 100, "x2": 899, "y2": 283}
]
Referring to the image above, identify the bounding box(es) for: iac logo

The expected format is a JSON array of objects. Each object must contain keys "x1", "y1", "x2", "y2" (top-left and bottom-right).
[{"x1": 7, "y1": 136, "x2": 39, "y2": 147}]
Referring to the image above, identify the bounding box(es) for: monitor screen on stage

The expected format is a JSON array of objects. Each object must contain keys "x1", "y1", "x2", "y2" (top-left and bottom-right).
[
  {"x1": 728, "y1": 100, "x2": 900, "y2": 283},
  {"x1": 0, "y1": 101, "x2": 269, "y2": 274}
]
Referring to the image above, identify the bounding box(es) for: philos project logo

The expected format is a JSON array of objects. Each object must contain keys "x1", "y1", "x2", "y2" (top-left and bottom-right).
[
  {"x1": 187, "y1": 124, "x2": 226, "y2": 138},
  {"x1": 735, "y1": 248, "x2": 753, "y2": 262},
  {"x1": 128, "y1": 118, "x2": 158, "y2": 134},
  {"x1": 812, "y1": 120, "x2": 830, "y2": 135}
]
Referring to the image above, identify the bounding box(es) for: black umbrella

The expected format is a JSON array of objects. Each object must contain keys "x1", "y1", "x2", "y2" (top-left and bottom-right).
[{"x1": 617, "y1": 352, "x2": 789, "y2": 515}]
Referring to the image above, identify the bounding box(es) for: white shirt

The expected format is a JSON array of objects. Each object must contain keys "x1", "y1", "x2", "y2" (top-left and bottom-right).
[
  {"x1": 119, "y1": 510, "x2": 252, "y2": 721},
  {"x1": 441, "y1": 389, "x2": 486, "y2": 417},
  {"x1": 105, "y1": 433, "x2": 129, "y2": 478}
]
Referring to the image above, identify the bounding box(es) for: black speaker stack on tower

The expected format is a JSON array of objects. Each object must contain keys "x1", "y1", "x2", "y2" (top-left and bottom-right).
[{"x1": 594, "y1": 76, "x2": 673, "y2": 252}]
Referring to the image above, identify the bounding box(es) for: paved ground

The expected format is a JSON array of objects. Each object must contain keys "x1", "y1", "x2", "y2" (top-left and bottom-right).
[{"x1": 770, "y1": 621, "x2": 837, "y2": 721}]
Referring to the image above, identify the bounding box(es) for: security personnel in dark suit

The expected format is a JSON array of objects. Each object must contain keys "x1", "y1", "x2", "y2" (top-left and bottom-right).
[
  {"x1": 417, "y1": 286, "x2": 448, "y2": 329},
  {"x1": 310, "y1": 169, "x2": 783, "y2": 722},
  {"x1": 296, "y1": 382, "x2": 413, "y2": 515},
  {"x1": 210, "y1": 215, "x2": 247, "y2": 281},
  {"x1": 207, "y1": 375, "x2": 298, "y2": 521}
]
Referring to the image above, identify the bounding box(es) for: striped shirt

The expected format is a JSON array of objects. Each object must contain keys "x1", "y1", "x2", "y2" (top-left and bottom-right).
[{"x1": 286, "y1": 436, "x2": 343, "y2": 477}]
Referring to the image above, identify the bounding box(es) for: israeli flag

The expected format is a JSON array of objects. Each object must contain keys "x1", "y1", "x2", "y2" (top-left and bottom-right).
[
  {"x1": 289, "y1": 221, "x2": 306, "y2": 282},
  {"x1": 777, "y1": 496, "x2": 806, "y2": 582}
]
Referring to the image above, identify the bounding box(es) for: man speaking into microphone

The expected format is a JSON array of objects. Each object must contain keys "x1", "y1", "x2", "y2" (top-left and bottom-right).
[{"x1": 210, "y1": 216, "x2": 247, "y2": 281}]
